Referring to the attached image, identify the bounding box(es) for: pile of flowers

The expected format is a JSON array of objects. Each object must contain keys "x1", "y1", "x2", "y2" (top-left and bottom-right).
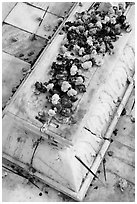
[{"x1": 34, "y1": 3, "x2": 131, "y2": 123}]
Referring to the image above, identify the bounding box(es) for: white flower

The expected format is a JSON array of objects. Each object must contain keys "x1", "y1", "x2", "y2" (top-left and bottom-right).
[
  {"x1": 77, "y1": 19, "x2": 83, "y2": 25},
  {"x1": 84, "y1": 30, "x2": 89, "y2": 36},
  {"x1": 82, "y1": 54, "x2": 91, "y2": 62},
  {"x1": 94, "y1": 56, "x2": 104, "y2": 67},
  {"x1": 48, "y1": 109, "x2": 56, "y2": 117},
  {"x1": 70, "y1": 65, "x2": 78, "y2": 76},
  {"x1": 96, "y1": 21, "x2": 102, "y2": 29},
  {"x1": 118, "y1": 2, "x2": 126, "y2": 10},
  {"x1": 52, "y1": 94, "x2": 60, "y2": 105},
  {"x1": 92, "y1": 49, "x2": 97, "y2": 55},
  {"x1": 88, "y1": 23, "x2": 94, "y2": 28},
  {"x1": 73, "y1": 44, "x2": 80, "y2": 52},
  {"x1": 46, "y1": 83, "x2": 54, "y2": 91},
  {"x1": 61, "y1": 81, "x2": 71, "y2": 92},
  {"x1": 116, "y1": 9, "x2": 123, "y2": 16},
  {"x1": 89, "y1": 27, "x2": 97, "y2": 35},
  {"x1": 82, "y1": 61, "x2": 92, "y2": 70},
  {"x1": 67, "y1": 88, "x2": 77, "y2": 97},
  {"x1": 78, "y1": 25, "x2": 85, "y2": 32},
  {"x1": 68, "y1": 26, "x2": 76, "y2": 31},
  {"x1": 110, "y1": 17, "x2": 116, "y2": 24},
  {"x1": 104, "y1": 15, "x2": 110, "y2": 23},
  {"x1": 75, "y1": 76, "x2": 84, "y2": 85},
  {"x1": 82, "y1": 13, "x2": 89, "y2": 21},
  {"x1": 99, "y1": 43, "x2": 106, "y2": 53},
  {"x1": 63, "y1": 51, "x2": 73, "y2": 59},
  {"x1": 87, "y1": 36, "x2": 93, "y2": 46},
  {"x1": 79, "y1": 47, "x2": 85, "y2": 56}
]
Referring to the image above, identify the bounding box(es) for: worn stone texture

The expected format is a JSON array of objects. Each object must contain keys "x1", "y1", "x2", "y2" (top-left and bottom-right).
[
  {"x1": 30, "y1": 2, "x2": 75, "y2": 17},
  {"x1": 5, "y1": 2, "x2": 45, "y2": 34},
  {"x1": 2, "y1": 2, "x2": 17, "y2": 21},
  {"x1": 2, "y1": 52, "x2": 30, "y2": 108},
  {"x1": 2, "y1": 24, "x2": 47, "y2": 64},
  {"x1": 36, "y1": 12, "x2": 63, "y2": 38}
]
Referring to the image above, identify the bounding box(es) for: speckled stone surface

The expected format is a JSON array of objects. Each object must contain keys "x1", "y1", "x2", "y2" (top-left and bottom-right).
[
  {"x1": 2, "y1": 52, "x2": 30, "y2": 108},
  {"x1": 2, "y1": 23, "x2": 47, "y2": 64},
  {"x1": 4, "y1": 2, "x2": 45, "y2": 34}
]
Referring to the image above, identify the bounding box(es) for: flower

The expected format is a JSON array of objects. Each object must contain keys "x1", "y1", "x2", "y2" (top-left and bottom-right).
[
  {"x1": 75, "y1": 76, "x2": 84, "y2": 85},
  {"x1": 99, "y1": 42, "x2": 106, "y2": 53},
  {"x1": 77, "y1": 19, "x2": 83, "y2": 24},
  {"x1": 94, "y1": 56, "x2": 104, "y2": 66},
  {"x1": 78, "y1": 25, "x2": 85, "y2": 32},
  {"x1": 52, "y1": 94, "x2": 60, "y2": 105},
  {"x1": 46, "y1": 83, "x2": 54, "y2": 91},
  {"x1": 79, "y1": 47, "x2": 85, "y2": 56},
  {"x1": 82, "y1": 61, "x2": 92, "y2": 70},
  {"x1": 91, "y1": 49, "x2": 97, "y2": 55},
  {"x1": 110, "y1": 16, "x2": 116, "y2": 24},
  {"x1": 104, "y1": 15, "x2": 110, "y2": 23},
  {"x1": 67, "y1": 88, "x2": 77, "y2": 97},
  {"x1": 68, "y1": 26, "x2": 76, "y2": 31},
  {"x1": 73, "y1": 44, "x2": 80, "y2": 52},
  {"x1": 64, "y1": 51, "x2": 73, "y2": 59},
  {"x1": 96, "y1": 21, "x2": 102, "y2": 29},
  {"x1": 88, "y1": 23, "x2": 94, "y2": 28},
  {"x1": 114, "y1": 24, "x2": 121, "y2": 34},
  {"x1": 89, "y1": 27, "x2": 97, "y2": 35},
  {"x1": 48, "y1": 109, "x2": 56, "y2": 117},
  {"x1": 82, "y1": 54, "x2": 91, "y2": 62},
  {"x1": 87, "y1": 36, "x2": 93, "y2": 46},
  {"x1": 118, "y1": 2, "x2": 126, "y2": 11},
  {"x1": 116, "y1": 9, "x2": 123, "y2": 16},
  {"x1": 61, "y1": 81, "x2": 71, "y2": 92},
  {"x1": 70, "y1": 64, "x2": 78, "y2": 76}
]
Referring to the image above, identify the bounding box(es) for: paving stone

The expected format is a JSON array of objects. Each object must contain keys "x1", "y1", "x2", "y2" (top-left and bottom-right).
[
  {"x1": 48, "y1": 2, "x2": 75, "y2": 17},
  {"x1": 4, "y1": 2, "x2": 45, "y2": 34},
  {"x1": 105, "y1": 156, "x2": 135, "y2": 184},
  {"x1": 107, "y1": 140, "x2": 135, "y2": 166},
  {"x1": 37, "y1": 13, "x2": 63, "y2": 38},
  {"x1": 2, "y1": 23, "x2": 47, "y2": 64},
  {"x1": 29, "y1": 2, "x2": 75, "y2": 17},
  {"x1": 112, "y1": 116, "x2": 135, "y2": 149},
  {"x1": 85, "y1": 170, "x2": 135, "y2": 202},
  {"x1": 29, "y1": 2, "x2": 51, "y2": 11},
  {"x1": 2, "y1": 52, "x2": 30, "y2": 108},
  {"x1": 2, "y1": 2, "x2": 17, "y2": 21}
]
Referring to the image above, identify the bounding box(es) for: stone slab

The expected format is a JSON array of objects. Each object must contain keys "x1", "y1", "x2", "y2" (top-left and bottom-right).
[
  {"x1": 84, "y1": 170, "x2": 135, "y2": 202},
  {"x1": 48, "y1": 2, "x2": 75, "y2": 17},
  {"x1": 5, "y1": 2, "x2": 45, "y2": 34},
  {"x1": 107, "y1": 140, "x2": 135, "y2": 166},
  {"x1": 30, "y1": 2, "x2": 75, "y2": 17},
  {"x1": 105, "y1": 156, "x2": 135, "y2": 184},
  {"x1": 37, "y1": 12, "x2": 63, "y2": 38},
  {"x1": 2, "y1": 2, "x2": 17, "y2": 21},
  {"x1": 112, "y1": 115, "x2": 135, "y2": 149},
  {"x1": 2, "y1": 52, "x2": 30, "y2": 108},
  {"x1": 29, "y1": 2, "x2": 51, "y2": 11},
  {"x1": 2, "y1": 23, "x2": 47, "y2": 65}
]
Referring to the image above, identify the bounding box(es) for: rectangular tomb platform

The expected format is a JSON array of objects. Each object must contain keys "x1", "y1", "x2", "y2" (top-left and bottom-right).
[{"x1": 2, "y1": 2, "x2": 135, "y2": 201}]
